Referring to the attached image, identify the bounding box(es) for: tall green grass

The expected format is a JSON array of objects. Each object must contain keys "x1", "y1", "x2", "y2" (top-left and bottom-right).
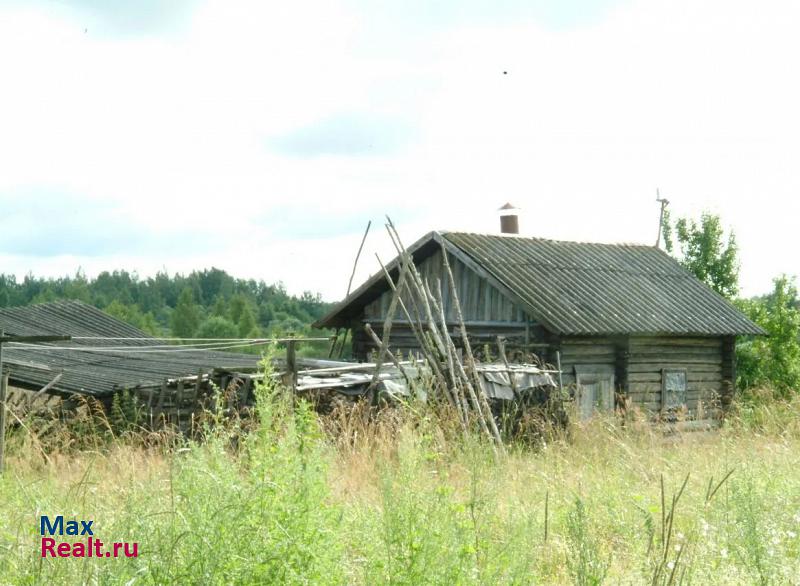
[{"x1": 2, "y1": 380, "x2": 800, "y2": 584}]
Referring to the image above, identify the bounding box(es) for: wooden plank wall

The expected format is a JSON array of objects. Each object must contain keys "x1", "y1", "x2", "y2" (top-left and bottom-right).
[
  {"x1": 363, "y1": 249, "x2": 529, "y2": 324},
  {"x1": 353, "y1": 322, "x2": 531, "y2": 361},
  {"x1": 627, "y1": 336, "x2": 724, "y2": 414},
  {"x1": 556, "y1": 337, "x2": 619, "y2": 388}
]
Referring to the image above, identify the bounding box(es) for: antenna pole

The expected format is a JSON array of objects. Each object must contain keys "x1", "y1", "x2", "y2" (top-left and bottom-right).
[{"x1": 655, "y1": 189, "x2": 670, "y2": 248}]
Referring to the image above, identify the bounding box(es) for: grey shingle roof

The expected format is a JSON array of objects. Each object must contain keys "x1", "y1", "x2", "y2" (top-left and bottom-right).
[
  {"x1": 0, "y1": 300, "x2": 260, "y2": 396},
  {"x1": 443, "y1": 232, "x2": 763, "y2": 336},
  {"x1": 315, "y1": 231, "x2": 764, "y2": 336}
]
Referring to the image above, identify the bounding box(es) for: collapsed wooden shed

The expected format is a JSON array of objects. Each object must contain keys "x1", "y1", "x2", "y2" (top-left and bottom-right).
[
  {"x1": 0, "y1": 300, "x2": 262, "y2": 424},
  {"x1": 314, "y1": 231, "x2": 765, "y2": 419}
]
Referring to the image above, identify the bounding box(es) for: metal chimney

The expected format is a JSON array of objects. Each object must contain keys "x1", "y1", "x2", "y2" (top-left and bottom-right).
[{"x1": 498, "y1": 202, "x2": 519, "y2": 234}]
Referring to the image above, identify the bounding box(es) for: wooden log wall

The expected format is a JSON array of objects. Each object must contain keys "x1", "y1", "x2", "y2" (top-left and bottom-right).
[
  {"x1": 556, "y1": 337, "x2": 619, "y2": 389},
  {"x1": 626, "y1": 336, "x2": 725, "y2": 414},
  {"x1": 353, "y1": 322, "x2": 533, "y2": 361},
  {"x1": 363, "y1": 249, "x2": 530, "y2": 324},
  {"x1": 720, "y1": 335, "x2": 736, "y2": 409}
]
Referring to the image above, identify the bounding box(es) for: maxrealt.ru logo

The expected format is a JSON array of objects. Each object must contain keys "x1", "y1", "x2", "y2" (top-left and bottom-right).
[{"x1": 40, "y1": 516, "x2": 138, "y2": 558}]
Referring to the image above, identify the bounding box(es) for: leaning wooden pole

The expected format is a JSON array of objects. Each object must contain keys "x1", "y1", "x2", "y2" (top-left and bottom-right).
[
  {"x1": 376, "y1": 254, "x2": 429, "y2": 356},
  {"x1": 368, "y1": 262, "x2": 410, "y2": 391},
  {"x1": 384, "y1": 220, "x2": 480, "y2": 430},
  {"x1": 384, "y1": 222, "x2": 447, "y2": 357},
  {"x1": 425, "y1": 278, "x2": 477, "y2": 434},
  {"x1": 375, "y1": 253, "x2": 456, "y2": 409},
  {"x1": 425, "y1": 278, "x2": 494, "y2": 445},
  {"x1": 440, "y1": 242, "x2": 504, "y2": 449},
  {"x1": 330, "y1": 220, "x2": 372, "y2": 358},
  {"x1": 496, "y1": 336, "x2": 519, "y2": 399},
  {"x1": 364, "y1": 323, "x2": 413, "y2": 387}
]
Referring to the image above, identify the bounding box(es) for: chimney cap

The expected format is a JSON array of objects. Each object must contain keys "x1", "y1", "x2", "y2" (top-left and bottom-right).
[{"x1": 498, "y1": 202, "x2": 520, "y2": 217}]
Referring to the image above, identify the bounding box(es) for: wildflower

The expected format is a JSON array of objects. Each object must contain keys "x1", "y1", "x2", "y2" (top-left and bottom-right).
[
  {"x1": 787, "y1": 530, "x2": 797, "y2": 539},
  {"x1": 667, "y1": 561, "x2": 675, "y2": 570},
  {"x1": 720, "y1": 548, "x2": 728, "y2": 559},
  {"x1": 700, "y1": 518, "x2": 710, "y2": 536},
  {"x1": 674, "y1": 543, "x2": 682, "y2": 553}
]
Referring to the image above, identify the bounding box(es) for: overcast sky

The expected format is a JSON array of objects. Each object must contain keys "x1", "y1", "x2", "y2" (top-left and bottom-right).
[{"x1": 1, "y1": 0, "x2": 797, "y2": 301}]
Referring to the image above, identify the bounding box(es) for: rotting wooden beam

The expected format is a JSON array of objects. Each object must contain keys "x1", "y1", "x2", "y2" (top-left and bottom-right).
[{"x1": 34, "y1": 373, "x2": 64, "y2": 398}]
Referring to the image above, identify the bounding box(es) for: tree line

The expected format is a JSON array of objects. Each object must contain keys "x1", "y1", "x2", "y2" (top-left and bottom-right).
[{"x1": 0, "y1": 268, "x2": 333, "y2": 352}]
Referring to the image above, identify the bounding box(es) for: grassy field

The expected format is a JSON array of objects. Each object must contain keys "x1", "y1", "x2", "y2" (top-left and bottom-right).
[{"x1": 1, "y1": 382, "x2": 800, "y2": 585}]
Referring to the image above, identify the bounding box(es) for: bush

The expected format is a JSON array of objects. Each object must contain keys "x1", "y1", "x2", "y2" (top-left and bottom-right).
[
  {"x1": 195, "y1": 316, "x2": 239, "y2": 339},
  {"x1": 736, "y1": 276, "x2": 800, "y2": 396}
]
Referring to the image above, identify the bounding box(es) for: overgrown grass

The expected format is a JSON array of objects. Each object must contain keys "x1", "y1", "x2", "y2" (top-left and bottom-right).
[{"x1": 2, "y1": 382, "x2": 800, "y2": 584}]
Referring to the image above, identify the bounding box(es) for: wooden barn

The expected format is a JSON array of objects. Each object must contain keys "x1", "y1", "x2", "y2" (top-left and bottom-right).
[{"x1": 315, "y1": 230, "x2": 764, "y2": 419}]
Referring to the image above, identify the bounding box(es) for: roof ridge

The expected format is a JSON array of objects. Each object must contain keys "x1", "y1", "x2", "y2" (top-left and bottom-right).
[{"x1": 441, "y1": 230, "x2": 655, "y2": 249}]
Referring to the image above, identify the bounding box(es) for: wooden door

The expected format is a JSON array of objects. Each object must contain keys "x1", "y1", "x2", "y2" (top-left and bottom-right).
[{"x1": 574, "y1": 366, "x2": 615, "y2": 420}]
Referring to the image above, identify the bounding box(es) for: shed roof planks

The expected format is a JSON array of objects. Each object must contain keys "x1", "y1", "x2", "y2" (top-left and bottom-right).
[{"x1": 0, "y1": 300, "x2": 261, "y2": 397}]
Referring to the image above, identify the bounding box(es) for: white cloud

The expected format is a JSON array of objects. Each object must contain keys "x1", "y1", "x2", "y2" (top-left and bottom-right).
[{"x1": 0, "y1": 0, "x2": 796, "y2": 299}]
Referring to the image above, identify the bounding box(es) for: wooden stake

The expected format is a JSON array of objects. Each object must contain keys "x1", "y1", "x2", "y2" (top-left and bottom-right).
[
  {"x1": 384, "y1": 223, "x2": 447, "y2": 357},
  {"x1": 336, "y1": 328, "x2": 350, "y2": 359},
  {"x1": 0, "y1": 375, "x2": 6, "y2": 474},
  {"x1": 426, "y1": 278, "x2": 471, "y2": 427},
  {"x1": 369, "y1": 262, "x2": 410, "y2": 391},
  {"x1": 496, "y1": 336, "x2": 518, "y2": 399},
  {"x1": 425, "y1": 278, "x2": 495, "y2": 446},
  {"x1": 330, "y1": 220, "x2": 372, "y2": 358},
  {"x1": 440, "y1": 243, "x2": 504, "y2": 449},
  {"x1": 375, "y1": 253, "x2": 453, "y2": 407},
  {"x1": 346, "y1": 221, "x2": 372, "y2": 300},
  {"x1": 285, "y1": 340, "x2": 297, "y2": 393},
  {"x1": 364, "y1": 324, "x2": 413, "y2": 386}
]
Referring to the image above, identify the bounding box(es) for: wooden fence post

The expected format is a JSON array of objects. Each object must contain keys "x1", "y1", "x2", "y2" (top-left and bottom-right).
[
  {"x1": 0, "y1": 329, "x2": 5, "y2": 474},
  {"x1": 0, "y1": 373, "x2": 7, "y2": 474},
  {"x1": 285, "y1": 340, "x2": 297, "y2": 393}
]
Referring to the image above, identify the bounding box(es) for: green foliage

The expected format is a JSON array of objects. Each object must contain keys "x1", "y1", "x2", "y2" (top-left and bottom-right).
[
  {"x1": 195, "y1": 316, "x2": 239, "y2": 339},
  {"x1": 565, "y1": 497, "x2": 609, "y2": 585},
  {"x1": 104, "y1": 300, "x2": 161, "y2": 336},
  {"x1": 729, "y1": 475, "x2": 774, "y2": 585},
  {"x1": 662, "y1": 211, "x2": 740, "y2": 299},
  {"x1": 147, "y1": 367, "x2": 345, "y2": 584},
  {"x1": 211, "y1": 295, "x2": 227, "y2": 317},
  {"x1": 736, "y1": 276, "x2": 800, "y2": 395},
  {"x1": 237, "y1": 304, "x2": 259, "y2": 338},
  {"x1": 170, "y1": 287, "x2": 201, "y2": 338},
  {"x1": 109, "y1": 390, "x2": 144, "y2": 434},
  {"x1": 0, "y1": 267, "x2": 332, "y2": 341}
]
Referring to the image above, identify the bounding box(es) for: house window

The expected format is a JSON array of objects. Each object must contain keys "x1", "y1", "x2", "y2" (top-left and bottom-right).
[{"x1": 662, "y1": 369, "x2": 687, "y2": 410}]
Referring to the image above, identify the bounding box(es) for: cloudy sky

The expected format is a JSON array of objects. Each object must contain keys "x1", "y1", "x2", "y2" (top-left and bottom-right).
[{"x1": 0, "y1": 0, "x2": 797, "y2": 300}]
